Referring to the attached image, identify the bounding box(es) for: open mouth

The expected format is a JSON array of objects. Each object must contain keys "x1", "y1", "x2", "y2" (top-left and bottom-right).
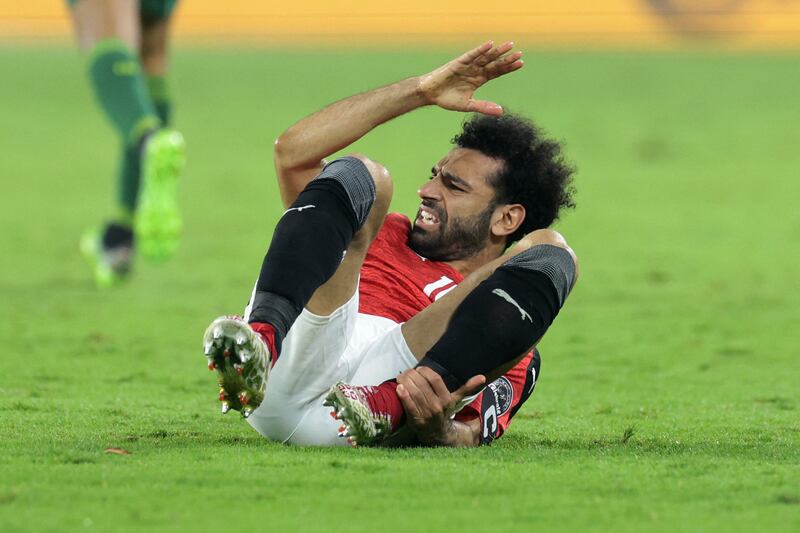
[{"x1": 415, "y1": 205, "x2": 441, "y2": 228}]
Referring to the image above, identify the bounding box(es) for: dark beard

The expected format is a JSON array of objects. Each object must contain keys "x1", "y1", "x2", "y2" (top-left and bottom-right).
[{"x1": 409, "y1": 203, "x2": 495, "y2": 262}]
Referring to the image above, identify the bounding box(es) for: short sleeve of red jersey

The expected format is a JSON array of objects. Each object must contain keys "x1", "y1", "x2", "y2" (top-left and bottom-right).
[{"x1": 454, "y1": 349, "x2": 541, "y2": 445}]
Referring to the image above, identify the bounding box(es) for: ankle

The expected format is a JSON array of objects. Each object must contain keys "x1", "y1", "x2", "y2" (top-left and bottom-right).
[
  {"x1": 364, "y1": 381, "x2": 404, "y2": 432},
  {"x1": 249, "y1": 321, "x2": 279, "y2": 366}
]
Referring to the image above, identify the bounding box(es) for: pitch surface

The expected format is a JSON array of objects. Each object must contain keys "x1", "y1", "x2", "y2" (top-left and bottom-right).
[{"x1": 1, "y1": 46, "x2": 798, "y2": 531}]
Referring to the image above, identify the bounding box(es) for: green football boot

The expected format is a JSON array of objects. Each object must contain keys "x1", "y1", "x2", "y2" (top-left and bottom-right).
[
  {"x1": 79, "y1": 223, "x2": 134, "y2": 288},
  {"x1": 202, "y1": 316, "x2": 271, "y2": 419},
  {"x1": 135, "y1": 128, "x2": 186, "y2": 262}
]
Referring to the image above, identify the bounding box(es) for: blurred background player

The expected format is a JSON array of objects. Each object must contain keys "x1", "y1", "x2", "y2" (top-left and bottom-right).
[{"x1": 70, "y1": 0, "x2": 186, "y2": 287}]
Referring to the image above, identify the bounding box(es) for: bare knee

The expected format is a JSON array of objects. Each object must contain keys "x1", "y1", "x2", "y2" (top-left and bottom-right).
[{"x1": 71, "y1": 0, "x2": 140, "y2": 52}]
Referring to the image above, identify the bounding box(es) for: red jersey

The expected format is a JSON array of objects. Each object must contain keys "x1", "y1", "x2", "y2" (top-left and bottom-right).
[{"x1": 358, "y1": 213, "x2": 540, "y2": 444}]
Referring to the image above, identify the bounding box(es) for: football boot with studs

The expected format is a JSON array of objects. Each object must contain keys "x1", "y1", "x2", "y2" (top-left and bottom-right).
[{"x1": 202, "y1": 316, "x2": 270, "y2": 419}]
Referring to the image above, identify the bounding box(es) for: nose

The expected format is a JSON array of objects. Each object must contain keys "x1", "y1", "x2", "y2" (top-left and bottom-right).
[{"x1": 418, "y1": 177, "x2": 442, "y2": 201}]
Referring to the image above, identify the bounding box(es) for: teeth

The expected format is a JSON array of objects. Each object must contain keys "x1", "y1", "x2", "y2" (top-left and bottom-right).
[{"x1": 419, "y1": 210, "x2": 438, "y2": 224}]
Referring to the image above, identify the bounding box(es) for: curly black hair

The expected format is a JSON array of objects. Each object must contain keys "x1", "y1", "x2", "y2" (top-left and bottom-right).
[{"x1": 452, "y1": 113, "x2": 576, "y2": 244}]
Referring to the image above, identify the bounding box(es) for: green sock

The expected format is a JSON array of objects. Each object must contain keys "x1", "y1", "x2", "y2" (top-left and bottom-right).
[
  {"x1": 146, "y1": 74, "x2": 172, "y2": 126},
  {"x1": 88, "y1": 38, "x2": 160, "y2": 215},
  {"x1": 117, "y1": 144, "x2": 141, "y2": 223}
]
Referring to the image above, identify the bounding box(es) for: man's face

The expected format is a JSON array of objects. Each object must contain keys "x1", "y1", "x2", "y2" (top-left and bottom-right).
[{"x1": 409, "y1": 147, "x2": 504, "y2": 261}]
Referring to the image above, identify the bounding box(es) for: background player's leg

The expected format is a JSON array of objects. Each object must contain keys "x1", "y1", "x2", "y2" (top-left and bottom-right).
[
  {"x1": 129, "y1": 6, "x2": 186, "y2": 262},
  {"x1": 72, "y1": 0, "x2": 153, "y2": 286},
  {"x1": 140, "y1": 13, "x2": 172, "y2": 125},
  {"x1": 72, "y1": 0, "x2": 157, "y2": 218}
]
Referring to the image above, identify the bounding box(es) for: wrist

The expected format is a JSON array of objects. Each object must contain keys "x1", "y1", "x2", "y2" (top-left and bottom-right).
[{"x1": 408, "y1": 75, "x2": 434, "y2": 108}]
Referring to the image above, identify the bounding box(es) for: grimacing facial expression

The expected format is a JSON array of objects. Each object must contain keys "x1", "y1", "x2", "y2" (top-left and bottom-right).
[{"x1": 409, "y1": 148, "x2": 504, "y2": 262}]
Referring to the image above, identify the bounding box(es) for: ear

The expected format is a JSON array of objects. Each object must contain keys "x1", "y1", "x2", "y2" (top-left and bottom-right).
[{"x1": 490, "y1": 204, "x2": 526, "y2": 238}]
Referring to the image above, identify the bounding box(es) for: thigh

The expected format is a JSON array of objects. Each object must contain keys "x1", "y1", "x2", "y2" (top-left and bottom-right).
[
  {"x1": 248, "y1": 309, "x2": 404, "y2": 445},
  {"x1": 70, "y1": 0, "x2": 140, "y2": 52},
  {"x1": 139, "y1": 0, "x2": 179, "y2": 23},
  {"x1": 246, "y1": 293, "x2": 360, "y2": 442},
  {"x1": 345, "y1": 319, "x2": 418, "y2": 386},
  {"x1": 304, "y1": 155, "x2": 393, "y2": 317}
]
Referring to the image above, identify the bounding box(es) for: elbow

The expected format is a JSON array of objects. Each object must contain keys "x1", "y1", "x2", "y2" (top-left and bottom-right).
[{"x1": 273, "y1": 132, "x2": 295, "y2": 172}]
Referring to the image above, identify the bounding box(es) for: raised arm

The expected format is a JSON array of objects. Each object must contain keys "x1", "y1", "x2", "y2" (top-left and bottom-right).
[{"x1": 273, "y1": 41, "x2": 524, "y2": 207}]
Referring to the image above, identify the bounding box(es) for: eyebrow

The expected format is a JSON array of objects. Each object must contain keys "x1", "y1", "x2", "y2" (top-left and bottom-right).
[
  {"x1": 433, "y1": 166, "x2": 472, "y2": 191},
  {"x1": 441, "y1": 170, "x2": 471, "y2": 191}
]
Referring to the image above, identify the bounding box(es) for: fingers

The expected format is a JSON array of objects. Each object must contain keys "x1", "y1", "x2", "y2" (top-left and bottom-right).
[
  {"x1": 458, "y1": 40, "x2": 494, "y2": 64},
  {"x1": 405, "y1": 369, "x2": 442, "y2": 413},
  {"x1": 489, "y1": 51, "x2": 524, "y2": 76},
  {"x1": 477, "y1": 41, "x2": 515, "y2": 66},
  {"x1": 396, "y1": 383, "x2": 421, "y2": 420},
  {"x1": 467, "y1": 99, "x2": 504, "y2": 116},
  {"x1": 462, "y1": 41, "x2": 520, "y2": 69},
  {"x1": 397, "y1": 368, "x2": 447, "y2": 421},
  {"x1": 416, "y1": 366, "x2": 450, "y2": 401},
  {"x1": 453, "y1": 374, "x2": 487, "y2": 403}
]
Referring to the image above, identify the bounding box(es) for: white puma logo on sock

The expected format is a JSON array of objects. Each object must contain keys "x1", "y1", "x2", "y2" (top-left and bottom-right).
[
  {"x1": 283, "y1": 204, "x2": 316, "y2": 215},
  {"x1": 492, "y1": 289, "x2": 532, "y2": 322}
]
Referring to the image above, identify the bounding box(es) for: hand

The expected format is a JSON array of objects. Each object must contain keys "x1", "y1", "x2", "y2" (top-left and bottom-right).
[
  {"x1": 396, "y1": 367, "x2": 486, "y2": 445},
  {"x1": 418, "y1": 41, "x2": 524, "y2": 116}
]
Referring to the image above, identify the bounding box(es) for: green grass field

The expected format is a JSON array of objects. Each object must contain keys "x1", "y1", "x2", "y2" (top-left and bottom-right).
[{"x1": 1, "y1": 44, "x2": 799, "y2": 531}]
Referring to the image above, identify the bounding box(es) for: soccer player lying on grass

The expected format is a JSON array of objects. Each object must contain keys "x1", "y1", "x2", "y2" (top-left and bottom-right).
[
  {"x1": 202, "y1": 41, "x2": 578, "y2": 446},
  {"x1": 70, "y1": 0, "x2": 186, "y2": 287}
]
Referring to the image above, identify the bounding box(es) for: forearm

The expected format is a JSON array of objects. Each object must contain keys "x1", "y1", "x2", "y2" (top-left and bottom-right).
[
  {"x1": 274, "y1": 76, "x2": 428, "y2": 172},
  {"x1": 382, "y1": 418, "x2": 480, "y2": 448}
]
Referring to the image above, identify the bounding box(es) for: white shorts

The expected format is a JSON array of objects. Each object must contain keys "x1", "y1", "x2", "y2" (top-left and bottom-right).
[{"x1": 245, "y1": 290, "x2": 417, "y2": 446}]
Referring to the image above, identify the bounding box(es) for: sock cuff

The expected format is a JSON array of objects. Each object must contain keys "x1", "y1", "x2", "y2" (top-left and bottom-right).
[
  {"x1": 315, "y1": 157, "x2": 376, "y2": 229},
  {"x1": 88, "y1": 38, "x2": 136, "y2": 63},
  {"x1": 502, "y1": 244, "x2": 576, "y2": 307},
  {"x1": 128, "y1": 116, "x2": 161, "y2": 146}
]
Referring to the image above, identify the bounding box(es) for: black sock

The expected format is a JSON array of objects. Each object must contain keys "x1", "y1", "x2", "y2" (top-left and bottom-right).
[
  {"x1": 246, "y1": 157, "x2": 375, "y2": 349},
  {"x1": 418, "y1": 245, "x2": 575, "y2": 391}
]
